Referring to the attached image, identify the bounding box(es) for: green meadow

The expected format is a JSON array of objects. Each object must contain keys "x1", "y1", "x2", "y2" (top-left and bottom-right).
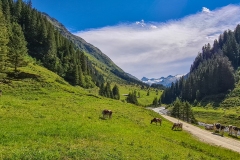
[
  {"x1": 118, "y1": 84, "x2": 162, "y2": 106},
  {"x1": 0, "y1": 64, "x2": 239, "y2": 159},
  {"x1": 193, "y1": 107, "x2": 240, "y2": 126}
]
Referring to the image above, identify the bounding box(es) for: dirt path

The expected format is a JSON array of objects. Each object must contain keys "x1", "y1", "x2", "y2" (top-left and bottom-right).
[{"x1": 150, "y1": 107, "x2": 240, "y2": 153}]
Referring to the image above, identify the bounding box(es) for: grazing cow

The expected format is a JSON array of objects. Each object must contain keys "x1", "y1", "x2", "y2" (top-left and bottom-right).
[
  {"x1": 102, "y1": 109, "x2": 112, "y2": 119},
  {"x1": 213, "y1": 123, "x2": 226, "y2": 136},
  {"x1": 172, "y1": 122, "x2": 183, "y2": 130},
  {"x1": 151, "y1": 118, "x2": 162, "y2": 126},
  {"x1": 205, "y1": 124, "x2": 214, "y2": 130},
  {"x1": 229, "y1": 125, "x2": 239, "y2": 137}
]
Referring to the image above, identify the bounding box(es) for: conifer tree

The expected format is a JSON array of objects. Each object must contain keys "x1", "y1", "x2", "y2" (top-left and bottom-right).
[
  {"x1": 99, "y1": 83, "x2": 105, "y2": 96},
  {"x1": 43, "y1": 27, "x2": 58, "y2": 72},
  {"x1": 112, "y1": 84, "x2": 120, "y2": 100},
  {"x1": 185, "y1": 102, "x2": 192, "y2": 122},
  {"x1": 13, "y1": 0, "x2": 22, "y2": 22},
  {"x1": 171, "y1": 98, "x2": 181, "y2": 119},
  {"x1": 126, "y1": 91, "x2": 138, "y2": 105},
  {"x1": 80, "y1": 51, "x2": 87, "y2": 74},
  {"x1": 235, "y1": 24, "x2": 240, "y2": 44},
  {"x1": 8, "y1": 22, "x2": 28, "y2": 73},
  {"x1": 2, "y1": 0, "x2": 11, "y2": 23},
  {"x1": 105, "y1": 82, "x2": 113, "y2": 98},
  {"x1": 74, "y1": 64, "x2": 80, "y2": 85},
  {"x1": 78, "y1": 65, "x2": 85, "y2": 87},
  {"x1": 152, "y1": 97, "x2": 158, "y2": 107},
  {"x1": 0, "y1": 8, "x2": 9, "y2": 73}
]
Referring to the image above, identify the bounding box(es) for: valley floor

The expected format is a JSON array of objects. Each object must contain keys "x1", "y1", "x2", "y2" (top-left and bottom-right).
[{"x1": 151, "y1": 107, "x2": 240, "y2": 154}]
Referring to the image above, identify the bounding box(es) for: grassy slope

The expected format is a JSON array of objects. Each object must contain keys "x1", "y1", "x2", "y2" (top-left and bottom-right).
[
  {"x1": 0, "y1": 64, "x2": 239, "y2": 159},
  {"x1": 193, "y1": 107, "x2": 240, "y2": 125},
  {"x1": 118, "y1": 84, "x2": 163, "y2": 106}
]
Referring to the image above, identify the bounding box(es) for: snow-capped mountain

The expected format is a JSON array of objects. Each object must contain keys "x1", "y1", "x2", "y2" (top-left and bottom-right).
[{"x1": 141, "y1": 74, "x2": 186, "y2": 87}]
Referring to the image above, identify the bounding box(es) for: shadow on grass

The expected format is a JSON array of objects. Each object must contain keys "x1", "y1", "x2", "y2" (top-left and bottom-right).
[
  {"x1": 211, "y1": 132, "x2": 224, "y2": 137},
  {"x1": 99, "y1": 117, "x2": 109, "y2": 120},
  {"x1": 228, "y1": 134, "x2": 239, "y2": 140},
  {"x1": 150, "y1": 123, "x2": 161, "y2": 126},
  {"x1": 7, "y1": 71, "x2": 40, "y2": 79},
  {"x1": 172, "y1": 130, "x2": 183, "y2": 131}
]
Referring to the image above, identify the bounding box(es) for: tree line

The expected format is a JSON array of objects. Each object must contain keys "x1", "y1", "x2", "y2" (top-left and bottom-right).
[
  {"x1": 0, "y1": 0, "x2": 104, "y2": 88},
  {"x1": 99, "y1": 82, "x2": 120, "y2": 100},
  {"x1": 170, "y1": 98, "x2": 197, "y2": 124},
  {"x1": 161, "y1": 25, "x2": 240, "y2": 104}
]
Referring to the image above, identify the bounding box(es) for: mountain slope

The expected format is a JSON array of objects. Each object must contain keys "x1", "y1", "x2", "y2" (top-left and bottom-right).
[
  {"x1": 42, "y1": 13, "x2": 115, "y2": 69},
  {"x1": 42, "y1": 13, "x2": 146, "y2": 85}
]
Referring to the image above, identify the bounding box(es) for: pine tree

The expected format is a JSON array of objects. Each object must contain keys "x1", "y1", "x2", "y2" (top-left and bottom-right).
[
  {"x1": 8, "y1": 22, "x2": 28, "y2": 73},
  {"x1": 171, "y1": 98, "x2": 181, "y2": 119},
  {"x1": 126, "y1": 91, "x2": 138, "y2": 105},
  {"x1": 112, "y1": 84, "x2": 120, "y2": 100},
  {"x1": 13, "y1": 0, "x2": 23, "y2": 22},
  {"x1": 43, "y1": 27, "x2": 57, "y2": 72},
  {"x1": 80, "y1": 51, "x2": 87, "y2": 74},
  {"x1": 184, "y1": 102, "x2": 191, "y2": 122},
  {"x1": 2, "y1": 0, "x2": 11, "y2": 23},
  {"x1": 105, "y1": 82, "x2": 113, "y2": 98},
  {"x1": 74, "y1": 64, "x2": 80, "y2": 85},
  {"x1": 78, "y1": 65, "x2": 85, "y2": 87},
  {"x1": 99, "y1": 83, "x2": 105, "y2": 96},
  {"x1": 152, "y1": 97, "x2": 158, "y2": 107},
  {"x1": 0, "y1": 8, "x2": 9, "y2": 73}
]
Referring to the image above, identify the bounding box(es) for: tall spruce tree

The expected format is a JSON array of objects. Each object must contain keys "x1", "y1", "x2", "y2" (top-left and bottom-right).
[
  {"x1": 171, "y1": 98, "x2": 181, "y2": 119},
  {"x1": 126, "y1": 91, "x2": 138, "y2": 105},
  {"x1": 43, "y1": 27, "x2": 58, "y2": 72},
  {"x1": 152, "y1": 97, "x2": 158, "y2": 107},
  {"x1": 112, "y1": 84, "x2": 120, "y2": 100},
  {"x1": 0, "y1": 7, "x2": 9, "y2": 73},
  {"x1": 105, "y1": 82, "x2": 113, "y2": 98},
  {"x1": 8, "y1": 22, "x2": 28, "y2": 73}
]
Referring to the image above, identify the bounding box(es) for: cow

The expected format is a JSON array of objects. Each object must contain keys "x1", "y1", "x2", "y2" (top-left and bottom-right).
[
  {"x1": 172, "y1": 122, "x2": 183, "y2": 130},
  {"x1": 102, "y1": 109, "x2": 112, "y2": 119},
  {"x1": 150, "y1": 118, "x2": 162, "y2": 126},
  {"x1": 213, "y1": 123, "x2": 226, "y2": 136},
  {"x1": 229, "y1": 125, "x2": 239, "y2": 137}
]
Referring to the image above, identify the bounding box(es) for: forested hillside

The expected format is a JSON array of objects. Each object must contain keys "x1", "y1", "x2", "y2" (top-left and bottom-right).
[
  {"x1": 0, "y1": 0, "x2": 146, "y2": 91},
  {"x1": 0, "y1": 0, "x2": 107, "y2": 88},
  {"x1": 42, "y1": 12, "x2": 145, "y2": 86},
  {"x1": 161, "y1": 25, "x2": 240, "y2": 105}
]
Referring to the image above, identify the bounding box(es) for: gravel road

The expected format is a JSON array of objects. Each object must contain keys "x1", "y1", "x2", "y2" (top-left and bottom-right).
[{"x1": 150, "y1": 107, "x2": 240, "y2": 153}]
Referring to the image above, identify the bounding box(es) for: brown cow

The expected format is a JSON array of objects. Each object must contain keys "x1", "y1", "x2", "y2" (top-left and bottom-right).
[
  {"x1": 102, "y1": 109, "x2": 112, "y2": 119},
  {"x1": 151, "y1": 118, "x2": 162, "y2": 126},
  {"x1": 172, "y1": 122, "x2": 183, "y2": 130},
  {"x1": 229, "y1": 125, "x2": 239, "y2": 137},
  {"x1": 213, "y1": 123, "x2": 226, "y2": 136}
]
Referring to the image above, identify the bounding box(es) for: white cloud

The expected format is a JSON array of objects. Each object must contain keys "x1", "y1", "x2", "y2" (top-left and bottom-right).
[
  {"x1": 202, "y1": 7, "x2": 211, "y2": 13},
  {"x1": 74, "y1": 5, "x2": 240, "y2": 79}
]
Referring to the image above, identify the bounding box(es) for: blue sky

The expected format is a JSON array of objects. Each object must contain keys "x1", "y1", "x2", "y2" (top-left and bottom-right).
[{"x1": 32, "y1": 0, "x2": 240, "y2": 79}]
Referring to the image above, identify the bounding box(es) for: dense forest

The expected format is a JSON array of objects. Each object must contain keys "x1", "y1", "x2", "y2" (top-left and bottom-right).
[
  {"x1": 161, "y1": 26, "x2": 240, "y2": 105},
  {"x1": 0, "y1": 0, "x2": 105, "y2": 88}
]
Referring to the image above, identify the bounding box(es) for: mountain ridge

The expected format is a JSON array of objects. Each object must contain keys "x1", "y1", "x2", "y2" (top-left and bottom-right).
[{"x1": 141, "y1": 74, "x2": 186, "y2": 86}]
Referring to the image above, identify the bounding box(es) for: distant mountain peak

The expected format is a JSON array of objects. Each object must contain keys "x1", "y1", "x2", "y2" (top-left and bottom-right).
[{"x1": 141, "y1": 74, "x2": 186, "y2": 87}]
